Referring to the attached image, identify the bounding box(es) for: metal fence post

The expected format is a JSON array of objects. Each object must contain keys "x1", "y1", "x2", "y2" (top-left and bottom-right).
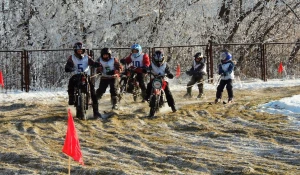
[
  {"x1": 205, "y1": 44, "x2": 210, "y2": 82},
  {"x1": 23, "y1": 50, "x2": 30, "y2": 92},
  {"x1": 21, "y1": 50, "x2": 25, "y2": 91},
  {"x1": 208, "y1": 41, "x2": 214, "y2": 83},
  {"x1": 89, "y1": 49, "x2": 96, "y2": 84},
  {"x1": 260, "y1": 43, "x2": 267, "y2": 81},
  {"x1": 263, "y1": 43, "x2": 267, "y2": 81},
  {"x1": 151, "y1": 47, "x2": 155, "y2": 59}
]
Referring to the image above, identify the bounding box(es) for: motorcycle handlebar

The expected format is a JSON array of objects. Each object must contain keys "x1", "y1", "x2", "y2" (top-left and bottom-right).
[
  {"x1": 99, "y1": 74, "x2": 117, "y2": 78},
  {"x1": 147, "y1": 71, "x2": 166, "y2": 78},
  {"x1": 77, "y1": 72, "x2": 88, "y2": 75}
]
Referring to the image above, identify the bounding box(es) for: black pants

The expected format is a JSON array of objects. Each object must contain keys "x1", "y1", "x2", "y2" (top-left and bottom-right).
[
  {"x1": 146, "y1": 81, "x2": 175, "y2": 107},
  {"x1": 216, "y1": 79, "x2": 233, "y2": 99},
  {"x1": 187, "y1": 75, "x2": 204, "y2": 93},
  {"x1": 136, "y1": 73, "x2": 146, "y2": 91},
  {"x1": 68, "y1": 74, "x2": 98, "y2": 105},
  {"x1": 96, "y1": 78, "x2": 119, "y2": 99}
]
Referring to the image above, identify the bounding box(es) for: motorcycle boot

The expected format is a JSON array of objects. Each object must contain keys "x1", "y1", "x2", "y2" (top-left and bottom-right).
[
  {"x1": 96, "y1": 89, "x2": 103, "y2": 100},
  {"x1": 171, "y1": 105, "x2": 177, "y2": 112},
  {"x1": 92, "y1": 104, "x2": 102, "y2": 119},
  {"x1": 183, "y1": 87, "x2": 192, "y2": 98},
  {"x1": 197, "y1": 89, "x2": 204, "y2": 98},
  {"x1": 68, "y1": 90, "x2": 75, "y2": 105},
  {"x1": 215, "y1": 98, "x2": 221, "y2": 104},
  {"x1": 111, "y1": 96, "x2": 119, "y2": 110},
  {"x1": 141, "y1": 90, "x2": 147, "y2": 102}
]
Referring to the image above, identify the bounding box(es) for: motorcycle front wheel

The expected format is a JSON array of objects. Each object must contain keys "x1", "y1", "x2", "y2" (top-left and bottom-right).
[
  {"x1": 149, "y1": 95, "x2": 159, "y2": 117},
  {"x1": 76, "y1": 91, "x2": 87, "y2": 120}
]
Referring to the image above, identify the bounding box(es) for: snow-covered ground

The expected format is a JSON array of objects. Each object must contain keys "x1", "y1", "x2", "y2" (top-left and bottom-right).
[
  {"x1": 1, "y1": 78, "x2": 300, "y2": 122},
  {"x1": 256, "y1": 94, "x2": 300, "y2": 128},
  {"x1": 176, "y1": 78, "x2": 300, "y2": 125}
]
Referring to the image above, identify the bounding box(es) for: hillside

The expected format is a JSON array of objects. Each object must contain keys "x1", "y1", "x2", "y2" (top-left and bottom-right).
[{"x1": 1, "y1": 86, "x2": 300, "y2": 175}]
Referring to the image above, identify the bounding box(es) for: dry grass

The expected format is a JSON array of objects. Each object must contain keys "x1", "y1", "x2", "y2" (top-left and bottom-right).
[{"x1": 1, "y1": 86, "x2": 300, "y2": 174}]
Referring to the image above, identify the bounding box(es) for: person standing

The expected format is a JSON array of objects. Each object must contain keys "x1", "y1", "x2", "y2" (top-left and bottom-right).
[
  {"x1": 215, "y1": 50, "x2": 235, "y2": 103},
  {"x1": 184, "y1": 52, "x2": 207, "y2": 98},
  {"x1": 96, "y1": 48, "x2": 122, "y2": 110}
]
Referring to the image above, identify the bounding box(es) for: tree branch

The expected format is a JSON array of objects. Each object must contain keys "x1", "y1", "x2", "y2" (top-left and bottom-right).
[
  {"x1": 111, "y1": 16, "x2": 144, "y2": 27},
  {"x1": 280, "y1": 0, "x2": 300, "y2": 21},
  {"x1": 226, "y1": 0, "x2": 266, "y2": 42}
]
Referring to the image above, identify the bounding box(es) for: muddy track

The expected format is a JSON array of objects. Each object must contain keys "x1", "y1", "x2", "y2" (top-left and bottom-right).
[{"x1": 0, "y1": 87, "x2": 300, "y2": 174}]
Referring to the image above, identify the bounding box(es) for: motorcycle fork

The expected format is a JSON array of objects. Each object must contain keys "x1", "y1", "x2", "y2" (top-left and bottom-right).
[
  {"x1": 77, "y1": 89, "x2": 81, "y2": 106},
  {"x1": 153, "y1": 89, "x2": 161, "y2": 95}
]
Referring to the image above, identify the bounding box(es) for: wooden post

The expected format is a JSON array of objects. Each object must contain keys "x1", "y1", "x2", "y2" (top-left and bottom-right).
[{"x1": 68, "y1": 156, "x2": 71, "y2": 175}]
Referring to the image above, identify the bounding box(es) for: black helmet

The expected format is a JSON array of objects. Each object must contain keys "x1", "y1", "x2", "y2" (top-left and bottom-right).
[
  {"x1": 153, "y1": 50, "x2": 165, "y2": 67},
  {"x1": 73, "y1": 42, "x2": 85, "y2": 54},
  {"x1": 194, "y1": 52, "x2": 203, "y2": 63},
  {"x1": 101, "y1": 48, "x2": 112, "y2": 58},
  {"x1": 194, "y1": 52, "x2": 203, "y2": 59}
]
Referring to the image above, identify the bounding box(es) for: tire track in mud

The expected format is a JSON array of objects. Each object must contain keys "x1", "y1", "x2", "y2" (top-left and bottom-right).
[
  {"x1": 0, "y1": 102, "x2": 70, "y2": 174},
  {"x1": 1, "y1": 88, "x2": 300, "y2": 174}
]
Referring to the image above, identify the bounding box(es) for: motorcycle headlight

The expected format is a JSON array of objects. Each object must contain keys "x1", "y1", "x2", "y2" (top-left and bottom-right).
[{"x1": 152, "y1": 79, "x2": 162, "y2": 89}]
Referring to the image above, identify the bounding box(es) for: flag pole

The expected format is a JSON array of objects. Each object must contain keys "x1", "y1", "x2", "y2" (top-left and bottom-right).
[{"x1": 68, "y1": 156, "x2": 71, "y2": 175}]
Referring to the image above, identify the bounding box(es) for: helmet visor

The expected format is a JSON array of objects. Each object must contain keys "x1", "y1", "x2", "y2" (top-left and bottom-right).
[
  {"x1": 132, "y1": 49, "x2": 139, "y2": 53},
  {"x1": 76, "y1": 49, "x2": 84, "y2": 54}
]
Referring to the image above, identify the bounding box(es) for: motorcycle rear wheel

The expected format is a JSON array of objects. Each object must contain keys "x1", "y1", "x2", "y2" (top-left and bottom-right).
[
  {"x1": 133, "y1": 86, "x2": 140, "y2": 102},
  {"x1": 118, "y1": 78, "x2": 127, "y2": 102}
]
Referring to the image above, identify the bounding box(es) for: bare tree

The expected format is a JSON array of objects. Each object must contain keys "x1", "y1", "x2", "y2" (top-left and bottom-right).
[{"x1": 0, "y1": 0, "x2": 299, "y2": 49}]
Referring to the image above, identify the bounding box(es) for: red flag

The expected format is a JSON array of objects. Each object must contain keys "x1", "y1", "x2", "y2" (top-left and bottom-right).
[
  {"x1": 62, "y1": 109, "x2": 84, "y2": 165},
  {"x1": 175, "y1": 64, "x2": 181, "y2": 78},
  {"x1": 0, "y1": 70, "x2": 4, "y2": 88},
  {"x1": 278, "y1": 61, "x2": 283, "y2": 74}
]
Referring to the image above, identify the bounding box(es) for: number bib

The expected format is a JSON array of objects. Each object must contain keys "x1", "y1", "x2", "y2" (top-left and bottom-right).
[
  {"x1": 130, "y1": 53, "x2": 145, "y2": 67},
  {"x1": 151, "y1": 62, "x2": 166, "y2": 75},
  {"x1": 72, "y1": 54, "x2": 90, "y2": 75},
  {"x1": 99, "y1": 57, "x2": 115, "y2": 75}
]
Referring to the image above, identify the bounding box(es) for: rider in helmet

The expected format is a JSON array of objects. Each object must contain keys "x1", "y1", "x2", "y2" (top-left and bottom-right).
[
  {"x1": 215, "y1": 50, "x2": 235, "y2": 103},
  {"x1": 144, "y1": 50, "x2": 177, "y2": 113},
  {"x1": 73, "y1": 42, "x2": 86, "y2": 58},
  {"x1": 96, "y1": 48, "x2": 122, "y2": 110},
  {"x1": 120, "y1": 44, "x2": 150, "y2": 102},
  {"x1": 184, "y1": 52, "x2": 207, "y2": 98},
  {"x1": 65, "y1": 42, "x2": 102, "y2": 118},
  {"x1": 152, "y1": 50, "x2": 165, "y2": 67}
]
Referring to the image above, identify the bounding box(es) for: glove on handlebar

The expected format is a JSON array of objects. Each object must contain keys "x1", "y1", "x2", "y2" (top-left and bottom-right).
[
  {"x1": 106, "y1": 70, "x2": 114, "y2": 75},
  {"x1": 167, "y1": 73, "x2": 174, "y2": 79},
  {"x1": 120, "y1": 59, "x2": 126, "y2": 64},
  {"x1": 186, "y1": 70, "x2": 192, "y2": 76}
]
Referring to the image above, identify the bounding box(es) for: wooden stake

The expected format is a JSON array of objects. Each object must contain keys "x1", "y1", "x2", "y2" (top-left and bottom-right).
[{"x1": 68, "y1": 156, "x2": 71, "y2": 175}]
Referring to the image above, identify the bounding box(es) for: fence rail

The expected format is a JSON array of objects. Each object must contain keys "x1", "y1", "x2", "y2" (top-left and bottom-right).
[{"x1": 0, "y1": 42, "x2": 299, "y2": 92}]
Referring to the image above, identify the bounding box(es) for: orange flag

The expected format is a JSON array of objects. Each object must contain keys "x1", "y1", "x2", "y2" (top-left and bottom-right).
[
  {"x1": 175, "y1": 64, "x2": 181, "y2": 78},
  {"x1": 278, "y1": 61, "x2": 283, "y2": 74},
  {"x1": 0, "y1": 70, "x2": 4, "y2": 88},
  {"x1": 62, "y1": 109, "x2": 84, "y2": 165}
]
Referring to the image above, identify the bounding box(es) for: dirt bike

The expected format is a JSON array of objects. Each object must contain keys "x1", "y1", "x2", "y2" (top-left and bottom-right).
[
  {"x1": 148, "y1": 73, "x2": 166, "y2": 117},
  {"x1": 73, "y1": 72, "x2": 90, "y2": 120},
  {"x1": 118, "y1": 67, "x2": 141, "y2": 102}
]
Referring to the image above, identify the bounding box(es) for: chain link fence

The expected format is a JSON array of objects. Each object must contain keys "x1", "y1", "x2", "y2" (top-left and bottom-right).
[
  {"x1": 0, "y1": 51, "x2": 24, "y2": 90},
  {"x1": 265, "y1": 43, "x2": 300, "y2": 79},
  {"x1": 0, "y1": 42, "x2": 299, "y2": 92}
]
